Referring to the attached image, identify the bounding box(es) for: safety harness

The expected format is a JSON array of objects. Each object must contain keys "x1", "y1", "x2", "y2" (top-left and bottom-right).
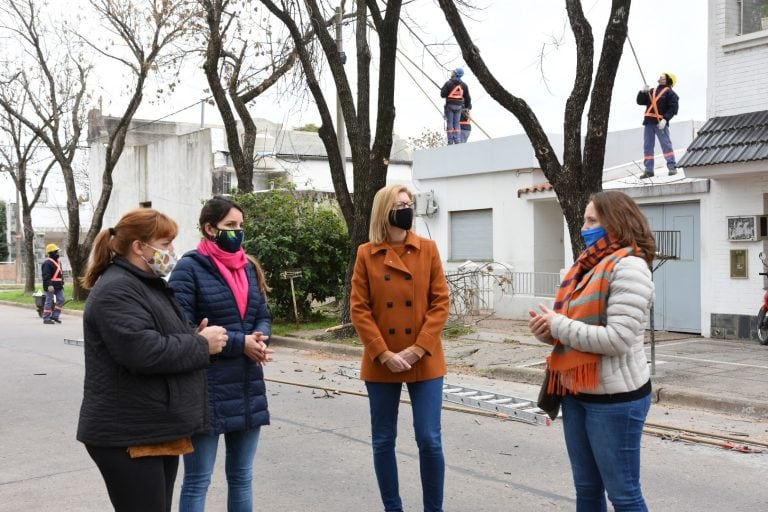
[
  {"x1": 644, "y1": 86, "x2": 670, "y2": 121},
  {"x1": 447, "y1": 84, "x2": 464, "y2": 101}
]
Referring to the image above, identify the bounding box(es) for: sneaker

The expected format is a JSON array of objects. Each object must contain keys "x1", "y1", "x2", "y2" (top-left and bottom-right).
[
  {"x1": 52, "y1": 318, "x2": 62, "y2": 324},
  {"x1": 639, "y1": 171, "x2": 655, "y2": 179},
  {"x1": 43, "y1": 319, "x2": 55, "y2": 324},
  {"x1": 668, "y1": 168, "x2": 678, "y2": 176}
]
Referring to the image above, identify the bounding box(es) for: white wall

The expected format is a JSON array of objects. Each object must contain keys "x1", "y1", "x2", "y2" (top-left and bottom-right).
[
  {"x1": 708, "y1": 0, "x2": 768, "y2": 117},
  {"x1": 699, "y1": 173, "x2": 768, "y2": 332},
  {"x1": 415, "y1": 169, "x2": 537, "y2": 272},
  {"x1": 91, "y1": 129, "x2": 214, "y2": 254}
]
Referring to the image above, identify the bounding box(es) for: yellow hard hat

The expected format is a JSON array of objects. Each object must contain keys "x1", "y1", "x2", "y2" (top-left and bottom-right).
[
  {"x1": 45, "y1": 243, "x2": 59, "y2": 254},
  {"x1": 662, "y1": 71, "x2": 677, "y2": 87}
]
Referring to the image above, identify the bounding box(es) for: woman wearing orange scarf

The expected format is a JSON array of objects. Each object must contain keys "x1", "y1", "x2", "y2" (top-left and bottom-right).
[{"x1": 529, "y1": 191, "x2": 655, "y2": 512}]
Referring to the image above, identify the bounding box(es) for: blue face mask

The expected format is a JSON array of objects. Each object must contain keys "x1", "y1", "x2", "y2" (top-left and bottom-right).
[
  {"x1": 581, "y1": 226, "x2": 608, "y2": 248},
  {"x1": 214, "y1": 229, "x2": 244, "y2": 253}
]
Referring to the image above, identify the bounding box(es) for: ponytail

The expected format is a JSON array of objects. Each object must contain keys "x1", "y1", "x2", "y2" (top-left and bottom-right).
[{"x1": 80, "y1": 229, "x2": 114, "y2": 289}]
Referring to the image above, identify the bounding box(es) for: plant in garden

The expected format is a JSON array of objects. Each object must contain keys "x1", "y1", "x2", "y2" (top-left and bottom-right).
[{"x1": 236, "y1": 187, "x2": 349, "y2": 321}]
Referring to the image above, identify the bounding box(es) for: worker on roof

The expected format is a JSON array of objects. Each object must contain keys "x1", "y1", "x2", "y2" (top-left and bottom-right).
[
  {"x1": 440, "y1": 67, "x2": 471, "y2": 145},
  {"x1": 636, "y1": 72, "x2": 679, "y2": 179}
]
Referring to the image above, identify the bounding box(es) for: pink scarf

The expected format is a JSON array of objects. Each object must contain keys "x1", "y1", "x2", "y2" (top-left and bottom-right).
[{"x1": 198, "y1": 239, "x2": 249, "y2": 319}]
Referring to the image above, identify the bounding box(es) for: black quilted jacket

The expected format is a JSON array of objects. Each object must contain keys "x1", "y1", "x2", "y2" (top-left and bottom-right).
[{"x1": 77, "y1": 258, "x2": 211, "y2": 447}]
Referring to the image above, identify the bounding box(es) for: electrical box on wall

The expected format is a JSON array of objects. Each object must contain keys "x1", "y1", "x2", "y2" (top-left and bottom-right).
[{"x1": 414, "y1": 191, "x2": 438, "y2": 217}]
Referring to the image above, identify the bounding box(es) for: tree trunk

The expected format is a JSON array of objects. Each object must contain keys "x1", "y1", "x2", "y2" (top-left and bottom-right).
[{"x1": 21, "y1": 212, "x2": 35, "y2": 293}]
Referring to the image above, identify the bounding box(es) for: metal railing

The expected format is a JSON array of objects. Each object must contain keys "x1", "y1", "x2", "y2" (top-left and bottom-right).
[{"x1": 508, "y1": 272, "x2": 561, "y2": 297}]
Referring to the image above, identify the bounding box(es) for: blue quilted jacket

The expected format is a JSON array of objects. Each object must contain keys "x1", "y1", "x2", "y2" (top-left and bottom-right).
[{"x1": 169, "y1": 250, "x2": 271, "y2": 434}]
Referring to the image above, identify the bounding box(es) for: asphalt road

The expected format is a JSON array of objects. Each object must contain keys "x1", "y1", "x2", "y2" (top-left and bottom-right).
[{"x1": 1, "y1": 305, "x2": 767, "y2": 511}]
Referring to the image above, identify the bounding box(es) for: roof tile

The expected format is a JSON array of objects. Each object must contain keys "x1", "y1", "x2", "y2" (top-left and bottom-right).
[{"x1": 677, "y1": 109, "x2": 768, "y2": 167}]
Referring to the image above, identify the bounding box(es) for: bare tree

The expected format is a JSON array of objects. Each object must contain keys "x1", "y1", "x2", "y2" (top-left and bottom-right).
[
  {"x1": 259, "y1": 0, "x2": 402, "y2": 323},
  {"x1": 68, "y1": 0, "x2": 200, "y2": 298},
  {"x1": 0, "y1": 0, "x2": 90, "y2": 295},
  {"x1": 438, "y1": 0, "x2": 632, "y2": 257},
  {"x1": 198, "y1": 0, "x2": 303, "y2": 192},
  {"x1": 0, "y1": 95, "x2": 57, "y2": 292}
]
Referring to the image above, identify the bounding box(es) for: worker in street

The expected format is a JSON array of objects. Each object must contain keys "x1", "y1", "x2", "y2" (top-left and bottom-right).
[
  {"x1": 459, "y1": 108, "x2": 472, "y2": 143},
  {"x1": 41, "y1": 243, "x2": 65, "y2": 324},
  {"x1": 440, "y1": 68, "x2": 471, "y2": 145},
  {"x1": 636, "y1": 72, "x2": 679, "y2": 179}
]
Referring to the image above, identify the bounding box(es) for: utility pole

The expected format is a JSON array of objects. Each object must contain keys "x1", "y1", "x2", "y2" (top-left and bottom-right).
[{"x1": 335, "y1": 5, "x2": 346, "y2": 171}]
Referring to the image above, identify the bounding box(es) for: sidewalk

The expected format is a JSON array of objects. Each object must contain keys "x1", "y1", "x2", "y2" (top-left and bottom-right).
[{"x1": 275, "y1": 316, "x2": 768, "y2": 420}]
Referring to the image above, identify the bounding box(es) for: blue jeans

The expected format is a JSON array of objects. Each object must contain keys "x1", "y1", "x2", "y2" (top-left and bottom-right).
[
  {"x1": 444, "y1": 105, "x2": 463, "y2": 145},
  {"x1": 179, "y1": 428, "x2": 261, "y2": 512},
  {"x1": 562, "y1": 394, "x2": 651, "y2": 512},
  {"x1": 43, "y1": 288, "x2": 64, "y2": 320},
  {"x1": 643, "y1": 123, "x2": 675, "y2": 172},
  {"x1": 366, "y1": 378, "x2": 445, "y2": 512}
]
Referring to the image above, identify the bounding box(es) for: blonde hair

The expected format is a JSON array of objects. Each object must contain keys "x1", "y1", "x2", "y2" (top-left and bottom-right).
[
  {"x1": 81, "y1": 208, "x2": 178, "y2": 289},
  {"x1": 368, "y1": 185, "x2": 414, "y2": 244}
]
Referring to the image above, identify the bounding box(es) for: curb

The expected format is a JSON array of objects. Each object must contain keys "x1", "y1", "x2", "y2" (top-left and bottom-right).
[
  {"x1": 0, "y1": 299, "x2": 84, "y2": 316},
  {"x1": 271, "y1": 335, "x2": 768, "y2": 420}
]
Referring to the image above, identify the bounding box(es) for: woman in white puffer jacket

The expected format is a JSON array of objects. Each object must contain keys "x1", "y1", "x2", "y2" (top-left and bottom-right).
[{"x1": 529, "y1": 190, "x2": 655, "y2": 512}]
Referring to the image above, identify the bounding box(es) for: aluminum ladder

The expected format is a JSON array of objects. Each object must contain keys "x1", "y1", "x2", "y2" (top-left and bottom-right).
[{"x1": 336, "y1": 366, "x2": 553, "y2": 426}]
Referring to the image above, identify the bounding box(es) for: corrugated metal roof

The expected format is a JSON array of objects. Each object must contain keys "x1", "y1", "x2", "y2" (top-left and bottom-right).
[{"x1": 678, "y1": 110, "x2": 768, "y2": 167}]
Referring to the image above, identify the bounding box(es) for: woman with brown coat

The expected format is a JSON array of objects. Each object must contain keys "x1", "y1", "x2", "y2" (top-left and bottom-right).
[{"x1": 351, "y1": 184, "x2": 450, "y2": 512}]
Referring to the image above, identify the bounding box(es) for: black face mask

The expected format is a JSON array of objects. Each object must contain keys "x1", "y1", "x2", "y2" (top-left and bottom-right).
[
  {"x1": 50, "y1": 252, "x2": 60, "y2": 260},
  {"x1": 389, "y1": 208, "x2": 414, "y2": 231}
]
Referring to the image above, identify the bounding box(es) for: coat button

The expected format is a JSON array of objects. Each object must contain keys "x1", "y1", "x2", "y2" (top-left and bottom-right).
[
  {"x1": 405, "y1": 328, "x2": 412, "y2": 334},
  {"x1": 386, "y1": 301, "x2": 393, "y2": 308},
  {"x1": 405, "y1": 300, "x2": 412, "y2": 307},
  {"x1": 389, "y1": 328, "x2": 395, "y2": 334},
  {"x1": 384, "y1": 274, "x2": 391, "y2": 281}
]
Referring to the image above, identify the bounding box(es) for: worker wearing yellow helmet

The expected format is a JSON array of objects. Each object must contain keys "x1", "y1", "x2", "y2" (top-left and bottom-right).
[
  {"x1": 41, "y1": 243, "x2": 65, "y2": 324},
  {"x1": 636, "y1": 71, "x2": 680, "y2": 179}
]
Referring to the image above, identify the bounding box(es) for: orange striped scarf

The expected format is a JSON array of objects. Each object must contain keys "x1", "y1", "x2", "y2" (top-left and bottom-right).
[{"x1": 547, "y1": 236, "x2": 636, "y2": 395}]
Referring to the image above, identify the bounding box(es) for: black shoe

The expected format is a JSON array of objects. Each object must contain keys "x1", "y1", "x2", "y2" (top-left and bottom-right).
[
  {"x1": 52, "y1": 318, "x2": 62, "y2": 324},
  {"x1": 639, "y1": 171, "x2": 655, "y2": 179},
  {"x1": 43, "y1": 319, "x2": 55, "y2": 324},
  {"x1": 668, "y1": 168, "x2": 678, "y2": 176}
]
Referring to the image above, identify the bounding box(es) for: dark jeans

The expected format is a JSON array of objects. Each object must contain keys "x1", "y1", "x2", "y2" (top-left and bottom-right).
[
  {"x1": 562, "y1": 394, "x2": 652, "y2": 512},
  {"x1": 366, "y1": 377, "x2": 445, "y2": 512},
  {"x1": 86, "y1": 445, "x2": 179, "y2": 512}
]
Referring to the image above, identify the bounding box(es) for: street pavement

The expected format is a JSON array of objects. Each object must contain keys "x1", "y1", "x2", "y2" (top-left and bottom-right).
[
  {"x1": 279, "y1": 314, "x2": 768, "y2": 420},
  {"x1": 2, "y1": 303, "x2": 768, "y2": 511}
]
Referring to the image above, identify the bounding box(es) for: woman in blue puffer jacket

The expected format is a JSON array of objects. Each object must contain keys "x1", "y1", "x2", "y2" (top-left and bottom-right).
[{"x1": 169, "y1": 196, "x2": 273, "y2": 512}]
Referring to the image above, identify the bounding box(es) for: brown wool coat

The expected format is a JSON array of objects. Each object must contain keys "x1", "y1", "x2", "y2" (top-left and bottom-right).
[{"x1": 350, "y1": 232, "x2": 450, "y2": 383}]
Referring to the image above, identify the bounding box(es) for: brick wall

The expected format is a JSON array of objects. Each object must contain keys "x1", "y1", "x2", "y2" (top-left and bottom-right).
[
  {"x1": 709, "y1": 0, "x2": 768, "y2": 117},
  {"x1": 0, "y1": 262, "x2": 18, "y2": 283}
]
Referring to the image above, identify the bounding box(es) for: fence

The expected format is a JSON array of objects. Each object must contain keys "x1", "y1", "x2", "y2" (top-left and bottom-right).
[
  {"x1": 509, "y1": 272, "x2": 561, "y2": 297},
  {"x1": 445, "y1": 268, "x2": 561, "y2": 321}
]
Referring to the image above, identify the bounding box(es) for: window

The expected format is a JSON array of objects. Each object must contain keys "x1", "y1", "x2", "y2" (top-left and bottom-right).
[
  {"x1": 736, "y1": 0, "x2": 768, "y2": 36},
  {"x1": 212, "y1": 170, "x2": 233, "y2": 195},
  {"x1": 450, "y1": 209, "x2": 493, "y2": 261},
  {"x1": 139, "y1": 201, "x2": 152, "y2": 208}
]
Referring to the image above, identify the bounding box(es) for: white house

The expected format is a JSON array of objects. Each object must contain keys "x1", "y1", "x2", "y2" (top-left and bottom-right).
[
  {"x1": 412, "y1": 121, "x2": 705, "y2": 332},
  {"x1": 87, "y1": 112, "x2": 413, "y2": 254},
  {"x1": 672, "y1": 0, "x2": 768, "y2": 340}
]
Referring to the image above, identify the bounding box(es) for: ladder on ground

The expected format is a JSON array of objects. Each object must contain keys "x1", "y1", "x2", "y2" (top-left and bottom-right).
[{"x1": 336, "y1": 366, "x2": 553, "y2": 426}]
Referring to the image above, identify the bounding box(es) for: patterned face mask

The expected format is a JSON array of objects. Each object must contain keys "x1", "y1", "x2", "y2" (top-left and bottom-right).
[
  {"x1": 142, "y1": 243, "x2": 177, "y2": 277},
  {"x1": 214, "y1": 229, "x2": 245, "y2": 253}
]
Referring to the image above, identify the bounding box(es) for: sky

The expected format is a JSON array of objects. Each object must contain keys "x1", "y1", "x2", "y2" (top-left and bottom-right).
[
  {"x1": 91, "y1": 0, "x2": 708, "y2": 143},
  {"x1": 2, "y1": 0, "x2": 709, "y2": 204}
]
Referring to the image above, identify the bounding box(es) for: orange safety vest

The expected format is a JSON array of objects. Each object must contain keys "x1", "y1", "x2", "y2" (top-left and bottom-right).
[
  {"x1": 644, "y1": 86, "x2": 669, "y2": 120},
  {"x1": 47, "y1": 258, "x2": 63, "y2": 282},
  {"x1": 447, "y1": 84, "x2": 464, "y2": 101}
]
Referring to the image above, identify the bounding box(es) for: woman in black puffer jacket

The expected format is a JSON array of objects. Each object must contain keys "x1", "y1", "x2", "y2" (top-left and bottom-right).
[
  {"x1": 77, "y1": 208, "x2": 228, "y2": 512},
  {"x1": 169, "y1": 197, "x2": 272, "y2": 512}
]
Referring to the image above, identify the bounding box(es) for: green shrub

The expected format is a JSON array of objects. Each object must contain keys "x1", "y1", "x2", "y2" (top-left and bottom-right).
[{"x1": 235, "y1": 188, "x2": 350, "y2": 321}]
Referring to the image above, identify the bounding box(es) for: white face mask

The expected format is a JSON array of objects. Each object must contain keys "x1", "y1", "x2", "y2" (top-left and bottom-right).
[{"x1": 143, "y1": 243, "x2": 177, "y2": 278}]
